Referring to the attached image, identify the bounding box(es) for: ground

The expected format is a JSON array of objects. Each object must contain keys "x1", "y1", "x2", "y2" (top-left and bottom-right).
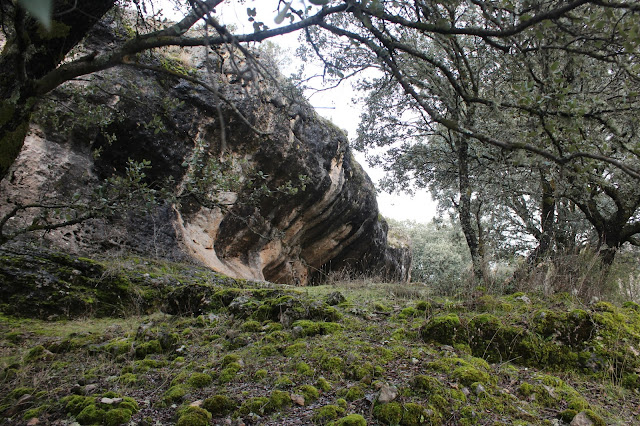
[{"x1": 1, "y1": 250, "x2": 640, "y2": 425}]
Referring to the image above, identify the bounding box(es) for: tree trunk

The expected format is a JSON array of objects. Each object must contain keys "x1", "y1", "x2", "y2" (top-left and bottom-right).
[
  {"x1": 526, "y1": 170, "x2": 556, "y2": 265},
  {"x1": 456, "y1": 137, "x2": 484, "y2": 281}
]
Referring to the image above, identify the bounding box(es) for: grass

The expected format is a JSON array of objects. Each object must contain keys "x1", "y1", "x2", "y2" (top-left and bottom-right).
[{"x1": 1, "y1": 252, "x2": 640, "y2": 425}]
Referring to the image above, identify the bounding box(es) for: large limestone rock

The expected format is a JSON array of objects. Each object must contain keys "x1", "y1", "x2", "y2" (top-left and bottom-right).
[{"x1": 0, "y1": 19, "x2": 410, "y2": 284}]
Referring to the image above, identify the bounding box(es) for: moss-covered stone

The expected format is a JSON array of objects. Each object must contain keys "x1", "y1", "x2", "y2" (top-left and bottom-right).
[
  {"x1": 345, "y1": 384, "x2": 366, "y2": 401},
  {"x1": 76, "y1": 404, "x2": 106, "y2": 424},
  {"x1": 312, "y1": 404, "x2": 345, "y2": 424},
  {"x1": 219, "y1": 362, "x2": 241, "y2": 384},
  {"x1": 104, "y1": 408, "x2": 132, "y2": 426},
  {"x1": 317, "y1": 377, "x2": 332, "y2": 392},
  {"x1": 292, "y1": 320, "x2": 342, "y2": 337},
  {"x1": 401, "y1": 402, "x2": 429, "y2": 426},
  {"x1": 374, "y1": 402, "x2": 402, "y2": 424},
  {"x1": 238, "y1": 396, "x2": 270, "y2": 415},
  {"x1": 334, "y1": 413, "x2": 367, "y2": 425},
  {"x1": 187, "y1": 372, "x2": 212, "y2": 388},
  {"x1": 298, "y1": 384, "x2": 320, "y2": 402},
  {"x1": 163, "y1": 385, "x2": 187, "y2": 403},
  {"x1": 203, "y1": 395, "x2": 237, "y2": 417},
  {"x1": 176, "y1": 406, "x2": 212, "y2": 426},
  {"x1": 420, "y1": 314, "x2": 462, "y2": 345}
]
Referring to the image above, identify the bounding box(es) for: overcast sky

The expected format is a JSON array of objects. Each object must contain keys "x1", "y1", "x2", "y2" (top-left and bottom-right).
[{"x1": 156, "y1": 0, "x2": 437, "y2": 223}]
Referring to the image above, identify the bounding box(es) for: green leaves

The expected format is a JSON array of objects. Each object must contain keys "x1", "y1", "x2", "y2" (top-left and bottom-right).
[{"x1": 17, "y1": 0, "x2": 53, "y2": 30}]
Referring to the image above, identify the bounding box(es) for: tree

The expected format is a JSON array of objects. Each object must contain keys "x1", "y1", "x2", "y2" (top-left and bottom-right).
[{"x1": 310, "y1": 0, "x2": 640, "y2": 271}]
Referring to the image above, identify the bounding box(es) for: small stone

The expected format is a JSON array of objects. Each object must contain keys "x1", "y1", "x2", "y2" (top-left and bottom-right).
[
  {"x1": 292, "y1": 326, "x2": 304, "y2": 338},
  {"x1": 515, "y1": 295, "x2": 531, "y2": 304},
  {"x1": 190, "y1": 400, "x2": 203, "y2": 407},
  {"x1": 100, "y1": 397, "x2": 122, "y2": 405},
  {"x1": 411, "y1": 357, "x2": 419, "y2": 364},
  {"x1": 474, "y1": 384, "x2": 486, "y2": 395},
  {"x1": 571, "y1": 411, "x2": 595, "y2": 426},
  {"x1": 378, "y1": 384, "x2": 398, "y2": 403},
  {"x1": 291, "y1": 394, "x2": 305, "y2": 406}
]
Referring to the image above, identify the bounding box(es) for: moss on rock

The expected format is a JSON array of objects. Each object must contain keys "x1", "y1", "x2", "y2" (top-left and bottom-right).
[{"x1": 202, "y1": 394, "x2": 237, "y2": 417}]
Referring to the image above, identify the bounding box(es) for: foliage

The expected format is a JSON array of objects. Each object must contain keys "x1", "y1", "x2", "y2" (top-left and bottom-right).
[{"x1": 389, "y1": 218, "x2": 471, "y2": 292}]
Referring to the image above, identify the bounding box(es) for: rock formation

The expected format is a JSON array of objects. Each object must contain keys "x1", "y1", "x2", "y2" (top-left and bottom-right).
[{"x1": 0, "y1": 17, "x2": 410, "y2": 284}]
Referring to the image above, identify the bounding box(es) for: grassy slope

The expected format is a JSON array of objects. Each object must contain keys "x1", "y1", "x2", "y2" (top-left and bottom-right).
[{"x1": 1, "y1": 253, "x2": 640, "y2": 425}]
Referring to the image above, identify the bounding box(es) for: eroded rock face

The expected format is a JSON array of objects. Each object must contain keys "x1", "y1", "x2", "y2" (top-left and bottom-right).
[{"x1": 0, "y1": 20, "x2": 410, "y2": 284}]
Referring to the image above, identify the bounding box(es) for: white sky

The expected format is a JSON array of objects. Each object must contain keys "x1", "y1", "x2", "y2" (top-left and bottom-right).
[{"x1": 155, "y1": 1, "x2": 437, "y2": 223}]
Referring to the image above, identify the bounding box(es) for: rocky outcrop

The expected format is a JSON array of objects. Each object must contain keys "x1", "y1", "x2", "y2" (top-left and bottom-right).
[{"x1": 0, "y1": 19, "x2": 410, "y2": 284}]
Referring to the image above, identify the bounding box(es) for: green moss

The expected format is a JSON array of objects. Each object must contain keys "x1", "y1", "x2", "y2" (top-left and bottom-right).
[
  {"x1": 24, "y1": 345, "x2": 47, "y2": 361},
  {"x1": 176, "y1": 406, "x2": 212, "y2": 426},
  {"x1": 23, "y1": 404, "x2": 50, "y2": 420},
  {"x1": 134, "y1": 340, "x2": 162, "y2": 358},
  {"x1": 312, "y1": 404, "x2": 345, "y2": 424},
  {"x1": 321, "y1": 356, "x2": 345, "y2": 375},
  {"x1": 452, "y1": 365, "x2": 490, "y2": 386},
  {"x1": 284, "y1": 341, "x2": 307, "y2": 357},
  {"x1": 163, "y1": 385, "x2": 187, "y2": 403},
  {"x1": 188, "y1": 372, "x2": 212, "y2": 388},
  {"x1": 583, "y1": 409, "x2": 606, "y2": 426},
  {"x1": 238, "y1": 396, "x2": 270, "y2": 415},
  {"x1": 558, "y1": 409, "x2": 578, "y2": 423},
  {"x1": 76, "y1": 404, "x2": 106, "y2": 424},
  {"x1": 118, "y1": 373, "x2": 138, "y2": 385},
  {"x1": 219, "y1": 363, "x2": 241, "y2": 384},
  {"x1": 203, "y1": 395, "x2": 237, "y2": 417},
  {"x1": 62, "y1": 395, "x2": 95, "y2": 415},
  {"x1": 298, "y1": 384, "x2": 320, "y2": 402},
  {"x1": 420, "y1": 314, "x2": 462, "y2": 345},
  {"x1": 398, "y1": 307, "x2": 418, "y2": 319},
  {"x1": 411, "y1": 374, "x2": 441, "y2": 392},
  {"x1": 334, "y1": 414, "x2": 367, "y2": 425},
  {"x1": 254, "y1": 369, "x2": 268, "y2": 380},
  {"x1": 415, "y1": 301, "x2": 431, "y2": 311},
  {"x1": 374, "y1": 402, "x2": 402, "y2": 424},
  {"x1": 9, "y1": 387, "x2": 35, "y2": 399},
  {"x1": 241, "y1": 320, "x2": 262, "y2": 332},
  {"x1": 296, "y1": 361, "x2": 314, "y2": 376},
  {"x1": 292, "y1": 320, "x2": 342, "y2": 337},
  {"x1": 567, "y1": 397, "x2": 590, "y2": 411},
  {"x1": 275, "y1": 375, "x2": 295, "y2": 388},
  {"x1": 106, "y1": 339, "x2": 132, "y2": 356},
  {"x1": 104, "y1": 408, "x2": 132, "y2": 426},
  {"x1": 401, "y1": 402, "x2": 429, "y2": 426},
  {"x1": 268, "y1": 390, "x2": 291, "y2": 411},
  {"x1": 221, "y1": 354, "x2": 240, "y2": 366},
  {"x1": 345, "y1": 384, "x2": 366, "y2": 401},
  {"x1": 622, "y1": 301, "x2": 640, "y2": 311},
  {"x1": 317, "y1": 377, "x2": 332, "y2": 392}
]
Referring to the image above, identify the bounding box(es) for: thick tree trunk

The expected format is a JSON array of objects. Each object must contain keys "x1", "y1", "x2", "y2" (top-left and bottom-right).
[
  {"x1": 0, "y1": 0, "x2": 116, "y2": 179},
  {"x1": 456, "y1": 137, "x2": 485, "y2": 281},
  {"x1": 527, "y1": 171, "x2": 556, "y2": 265}
]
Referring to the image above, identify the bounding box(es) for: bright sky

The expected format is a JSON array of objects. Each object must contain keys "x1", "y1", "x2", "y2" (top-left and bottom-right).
[{"x1": 155, "y1": 0, "x2": 437, "y2": 223}]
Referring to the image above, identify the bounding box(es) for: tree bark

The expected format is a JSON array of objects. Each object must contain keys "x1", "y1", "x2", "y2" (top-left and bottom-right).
[{"x1": 456, "y1": 136, "x2": 484, "y2": 281}]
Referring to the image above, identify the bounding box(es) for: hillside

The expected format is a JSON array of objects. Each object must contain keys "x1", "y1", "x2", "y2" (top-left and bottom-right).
[{"x1": 1, "y1": 248, "x2": 640, "y2": 425}]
